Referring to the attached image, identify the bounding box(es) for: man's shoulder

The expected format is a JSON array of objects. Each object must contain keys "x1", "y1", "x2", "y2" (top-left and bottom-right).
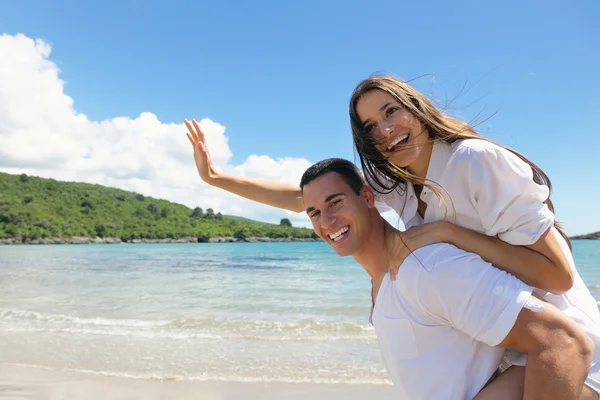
[
  {"x1": 407, "y1": 243, "x2": 491, "y2": 280},
  {"x1": 401, "y1": 243, "x2": 521, "y2": 317},
  {"x1": 396, "y1": 243, "x2": 494, "y2": 320}
]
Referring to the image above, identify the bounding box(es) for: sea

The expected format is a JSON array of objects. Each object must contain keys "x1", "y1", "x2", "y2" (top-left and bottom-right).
[{"x1": 1, "y1": 240, "x2": 599, "y2": 385}]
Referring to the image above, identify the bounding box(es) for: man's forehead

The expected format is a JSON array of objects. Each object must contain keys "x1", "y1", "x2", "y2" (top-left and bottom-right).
[{"x1": 302, "y1": 172, "x2": 351, "y2": 202}]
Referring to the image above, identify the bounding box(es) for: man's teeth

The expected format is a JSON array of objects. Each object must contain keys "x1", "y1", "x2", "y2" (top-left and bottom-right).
[
  {"x1": 329, "y1": 227, "x2": 349, "y2": 241},
  {"x1": 387, "y1": 134, "x2": 409, "y2": 151}
]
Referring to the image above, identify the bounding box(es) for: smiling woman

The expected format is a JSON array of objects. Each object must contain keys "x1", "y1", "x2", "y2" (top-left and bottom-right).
[{"x1": 354, "y1": 89, "x2": 432, "y2": 177}]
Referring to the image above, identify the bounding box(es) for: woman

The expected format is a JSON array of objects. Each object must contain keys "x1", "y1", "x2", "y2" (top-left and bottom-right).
[{"x1": 184, "y1": 74, "x2": 600, "y2": 397}]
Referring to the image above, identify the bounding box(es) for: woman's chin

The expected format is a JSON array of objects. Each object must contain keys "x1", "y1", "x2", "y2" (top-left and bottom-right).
[{"x1": 388, "y1": 151, "x2": 419, "y2": 169}]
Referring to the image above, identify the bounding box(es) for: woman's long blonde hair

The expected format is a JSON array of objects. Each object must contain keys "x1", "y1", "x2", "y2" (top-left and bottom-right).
[{"x1": 349, "y1": 75, "x2": 571, "y2": 249}]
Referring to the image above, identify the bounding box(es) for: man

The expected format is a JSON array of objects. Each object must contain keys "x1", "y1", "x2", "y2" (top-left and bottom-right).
[{"x1": 299, "y1": 157, "x2": 595, "y2": 400}]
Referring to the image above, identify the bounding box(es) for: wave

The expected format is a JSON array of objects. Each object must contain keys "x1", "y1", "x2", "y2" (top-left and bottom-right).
[
  {"x1": 2, "y1": 362, "x2": 392, "y2": 385},
  {"x1": 0, "y1": 308, "x2": 376, "y2": 342},
  {"x1": 0, "y1": 326, "x2": 375, "y2": 342},
  {"x1": 0, "y1": 308, "x2": 170, "y2": 327}
]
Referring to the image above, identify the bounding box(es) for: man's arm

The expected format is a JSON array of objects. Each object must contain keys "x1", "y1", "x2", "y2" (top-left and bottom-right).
[
  {"x1": 415, "y1": 245, "x2": 593, "y2": 400},
  {"x1": 497, "y1": 297, "x2": 593, "y2": 400}
]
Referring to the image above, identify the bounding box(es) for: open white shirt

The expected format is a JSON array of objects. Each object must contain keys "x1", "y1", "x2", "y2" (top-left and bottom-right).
[
  {"x1": 372, "y1": 243, "x2": 532, "y2": 400},
  {"x1": 369, "y1": 139, "x2": 600, "y2": 377}
]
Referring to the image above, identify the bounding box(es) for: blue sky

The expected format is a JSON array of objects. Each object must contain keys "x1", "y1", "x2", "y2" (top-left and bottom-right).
[{"x1": 1, "y1": 0, "x2": 598, "y2": 235}]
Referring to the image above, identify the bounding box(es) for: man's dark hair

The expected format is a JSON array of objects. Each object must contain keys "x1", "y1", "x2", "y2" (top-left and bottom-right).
[{"x1": 299, "y1": 158, "x2": 366, "y2": 195}]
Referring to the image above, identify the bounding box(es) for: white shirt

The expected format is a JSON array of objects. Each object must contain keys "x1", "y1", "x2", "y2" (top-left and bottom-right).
[
  {"x1": 370, "y1": 138, "x2": 554, "y2": 243},
  {"x1": 369, "y1": 138, "x2": 600, "y2": 388},
  {"x1": 372, "y1": 243, "x2": 532, "y2": 400}
]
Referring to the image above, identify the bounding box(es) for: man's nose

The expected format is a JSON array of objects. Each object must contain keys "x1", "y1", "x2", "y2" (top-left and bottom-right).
[{"x1": 320, "y1": 210, "x2": 337, "y2": 230}]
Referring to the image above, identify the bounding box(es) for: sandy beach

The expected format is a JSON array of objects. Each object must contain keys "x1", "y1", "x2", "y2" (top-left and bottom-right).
[{"x1": 0, "y1": 365, "x2": 397, "y2": 400}]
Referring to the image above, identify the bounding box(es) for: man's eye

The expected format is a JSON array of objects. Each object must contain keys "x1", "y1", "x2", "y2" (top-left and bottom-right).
[
  {"x1": 332, "y1": 199, "x2": 342, "y2": 207},
  {"x1": 310, "y1": 211, "x2": 320, "y2": 219}
]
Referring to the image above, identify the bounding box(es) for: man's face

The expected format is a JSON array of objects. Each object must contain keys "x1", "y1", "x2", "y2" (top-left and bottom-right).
[{"x1": 303, "y1": 172, "x2": 374, "y2": 256}]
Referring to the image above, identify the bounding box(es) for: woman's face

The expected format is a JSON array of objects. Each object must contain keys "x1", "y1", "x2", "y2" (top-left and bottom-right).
[{"x1": 355, "y1": 89, "x2": 430, "y2": 169}]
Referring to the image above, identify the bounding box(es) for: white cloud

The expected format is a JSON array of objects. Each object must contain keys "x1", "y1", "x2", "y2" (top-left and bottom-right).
[{"x1": 0, "y1": 33, "x2": 314, "y2": 227}]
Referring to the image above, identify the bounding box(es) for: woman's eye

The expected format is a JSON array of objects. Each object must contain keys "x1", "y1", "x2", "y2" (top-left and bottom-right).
[
  {"x1": 386, "y1": 107, "x2": 400, "y2": 116},
  {"x1": 363, "y1": 124, "x2": 375, "y2": 134}
]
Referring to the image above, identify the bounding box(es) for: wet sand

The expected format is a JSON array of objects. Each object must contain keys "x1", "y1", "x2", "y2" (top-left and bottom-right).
[{"x1": 0, "y1": 365, "x2": 397, "y2": 400}]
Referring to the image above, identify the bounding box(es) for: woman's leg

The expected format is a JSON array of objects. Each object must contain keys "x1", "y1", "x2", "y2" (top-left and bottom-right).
[{"x1": 474, "y1": 366, "x2": 524, "y2": 400}]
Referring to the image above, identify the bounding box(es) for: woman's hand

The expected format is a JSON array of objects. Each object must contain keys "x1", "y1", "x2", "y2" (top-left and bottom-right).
[
  {"x1": 388, "y1": 221, "x2": 452, "y2": 280},
  {"x1": 183, "y1": 118, "x2": 305, "y2": 212},
  {"x1": 185, "y1": 119, "x2": 216, "y2": 183}
]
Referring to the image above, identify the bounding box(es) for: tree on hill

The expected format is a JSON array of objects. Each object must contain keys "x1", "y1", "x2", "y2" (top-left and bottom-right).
[
  {"x1": 205, "y1": 208, "x2": 215, "y2": 219},
  {"x1": 191, "y1": 207, "x2": 204, "y2": 218},
  {"x1": 280, "y1": 218, "x2": 292, "y2": 227}
]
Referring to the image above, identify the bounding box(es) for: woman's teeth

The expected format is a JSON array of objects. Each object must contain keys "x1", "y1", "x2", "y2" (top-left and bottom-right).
[{"x1": 387, "y1": 134, "x2": 409, "y2": 151}]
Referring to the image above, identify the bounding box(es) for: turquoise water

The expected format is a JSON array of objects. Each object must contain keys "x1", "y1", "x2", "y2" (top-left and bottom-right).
[
  {"x1": 574, "y1": 240, "x2": 600, "y2": 298},
  {"x1": 0, "y1": 240, "x2": 598, "y2": 384}
]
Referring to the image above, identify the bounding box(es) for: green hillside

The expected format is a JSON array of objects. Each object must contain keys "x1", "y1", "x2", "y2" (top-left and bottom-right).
[{"x1": 0, "y1": 172, "x2": 317, "y2": 242}]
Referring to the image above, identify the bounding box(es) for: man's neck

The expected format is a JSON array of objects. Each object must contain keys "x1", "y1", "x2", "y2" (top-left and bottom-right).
[{"x1": 352, "y1": 213, "x2": 397, "y2": 283}]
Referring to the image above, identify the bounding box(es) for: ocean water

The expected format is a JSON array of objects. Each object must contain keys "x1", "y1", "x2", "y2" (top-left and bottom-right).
[{"x1": 0, "y1": 240, "x2": 599, "y2": 385}]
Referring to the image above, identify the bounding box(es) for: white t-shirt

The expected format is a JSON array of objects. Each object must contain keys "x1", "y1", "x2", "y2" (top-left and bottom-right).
[
  {"x1": 372, "y1": 243, "x2": 532, "y2": 400},
  {"x1": 369, "y1": 139, "x2": 600, "y2": 369}
]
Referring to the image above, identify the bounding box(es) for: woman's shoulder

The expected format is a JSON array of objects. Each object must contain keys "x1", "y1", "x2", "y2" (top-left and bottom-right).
[
  {"x1": 448, "y1": 138, "x2": 521, "y2": 166},
  {"x1": 448, "y1": 138, "x2": 533, "y2": 180},
  {"x1": 451, "y1": 138, "x2": 502, "y2": 157}
]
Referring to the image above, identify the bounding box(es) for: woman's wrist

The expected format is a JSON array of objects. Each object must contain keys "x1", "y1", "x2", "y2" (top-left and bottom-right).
[
  {"x1": 203, "y1": 169, "x2": 223, "y2": 186},
  {"x1": 438, "y1": 221, "x2": 459, "y2": 246}
]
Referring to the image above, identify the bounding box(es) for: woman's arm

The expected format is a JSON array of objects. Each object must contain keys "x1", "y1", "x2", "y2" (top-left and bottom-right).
[
  {"x1": 388, "y1": 143, "x2": 574, "y2": 294},
  {"x1": 440, "y1": 221, "x2": 573, "y2": 294},
  {"x1": 463, "y1": 144, "x2": 574, "y2": 294},
  {"x1": 185, "y1": 119, "x2": 304, "y2": 213},
  {"x1": 209, "y1": 174, "x2": 305, "y2": 213},
  {"x1": 388, "y1": 221, "x2": 573, "y2": 293}
]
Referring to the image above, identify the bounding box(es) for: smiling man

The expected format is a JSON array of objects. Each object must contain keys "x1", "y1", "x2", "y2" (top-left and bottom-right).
[{"x1": 300, "y1": 158, "x2": 595, "y2": 400}]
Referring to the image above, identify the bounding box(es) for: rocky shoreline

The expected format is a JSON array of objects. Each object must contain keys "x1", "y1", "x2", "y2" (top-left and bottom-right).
[
  {"x1": 0, "y1": 236, "x2": 321, "y2": 245},
  {"x1": 569, "y1": 232, "x2": 600, "y2": 240},
  {"x1": 2, "y1": 233, "x2": 596, "y2": 245}
]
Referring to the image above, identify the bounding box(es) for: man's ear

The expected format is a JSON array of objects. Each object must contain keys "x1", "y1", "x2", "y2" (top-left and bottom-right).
[{"x1": 360, "y1": 185, "x2": 376, "y2": 207}]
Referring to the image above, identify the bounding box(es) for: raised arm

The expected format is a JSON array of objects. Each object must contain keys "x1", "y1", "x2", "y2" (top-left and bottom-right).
[{"x1": 185, "y1": 119, "x2": 304, "y2": 213}]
